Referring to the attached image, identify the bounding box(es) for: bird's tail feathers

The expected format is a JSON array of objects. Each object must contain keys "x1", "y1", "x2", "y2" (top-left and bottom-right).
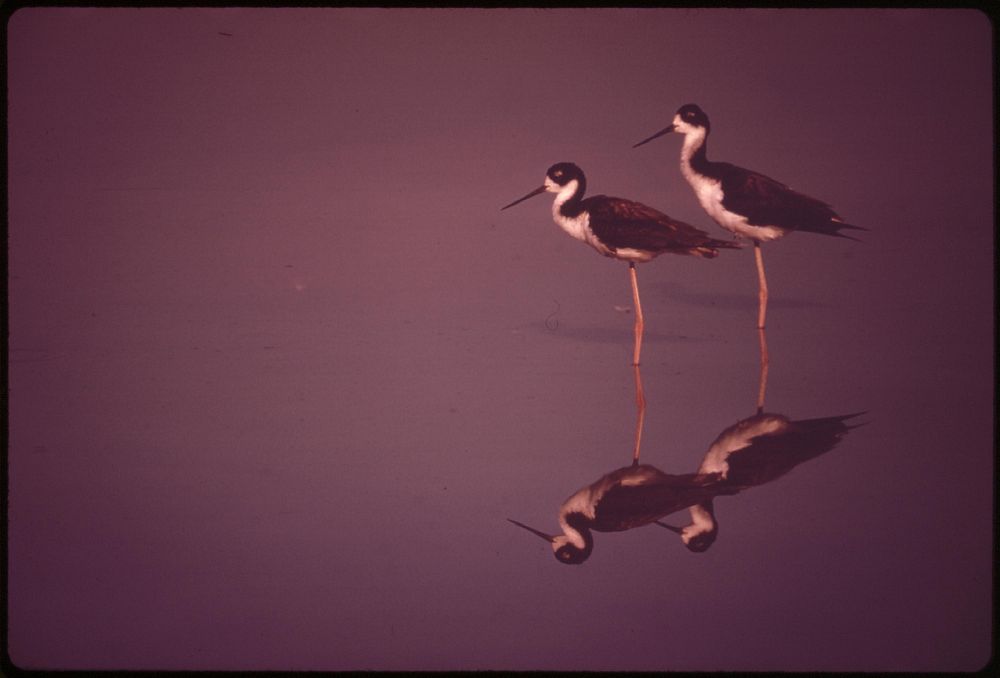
[
  {"x1": 794, "y1": 411, "x2": 869, "y2": 430},
  {"x1": 800, "y1": 220, "x2": 868, "y2": 242},
  {"x1": 694, "y1": 239, "x2": 741, "y2": 258},
  {"x1": 713, "y1": 238, "x2": 743, "y2": 249}
]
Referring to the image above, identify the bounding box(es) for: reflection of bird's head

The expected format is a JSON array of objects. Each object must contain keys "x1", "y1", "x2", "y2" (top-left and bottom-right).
[
  {"x1": 657, "y1": 500, "x2": 718, "y2": 553},
  {"x1": 552, "y1": 534, "x2": 593, "y2": 565},
  {"x1": 681, "y1": 525, "x2": 718, "y2": 553},
  {"x1": 508, "y1": 517, "x2": 594, "y2": 565}
]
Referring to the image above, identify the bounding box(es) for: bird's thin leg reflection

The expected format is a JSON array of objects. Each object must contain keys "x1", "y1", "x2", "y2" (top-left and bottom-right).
[
  {"x1": 628, "y1": 262, "x2": 645, "y2": 366},
  {"x1": 754, "y1": 242, "x2": 769, "y2": 330},
  {"x1": 756, "y1": 327, "x2": 769, "y2": 415},
  {"x1": 632, "y1": 363, "x2": 646, "y2": 466}
]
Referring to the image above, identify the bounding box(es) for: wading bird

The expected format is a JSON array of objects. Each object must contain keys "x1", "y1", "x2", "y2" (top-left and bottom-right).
[
  {"x1": 501, "y1": 162, "x2": 738, "y2": 365},
  {"x1": 656, "y1": 411, "x2": 865, "y2": 552},
  {"x1": 633, "y1": 104, "x2": 865, "y2": 329}
]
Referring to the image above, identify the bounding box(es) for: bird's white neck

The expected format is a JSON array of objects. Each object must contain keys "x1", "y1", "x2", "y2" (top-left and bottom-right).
[
  {"x1": 557, "y1": 513, "x2": 588, "y2": 550},
  {"x1": 680, "y1": 503, "x2": 717, "y2": 545},
  {"x1": 679, "y1": 128, "x2": 708, "y2": 175},
  {"x1": 549, "y1": 179, "x2": 606, "y2": 253},
  {"x1": 551, "y1": 179, "x2": 582, "y2": 213}
]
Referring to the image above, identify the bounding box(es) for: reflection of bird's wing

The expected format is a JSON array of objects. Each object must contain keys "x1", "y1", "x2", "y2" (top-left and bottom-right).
[
  {"x1": 704, "y1": 412, "x2": 863, "y2": 490},
  {"x1": 714, "y1": 162, "x2": 841, "y2": 230},
  {"x1": 583, "y1": 195, "x2": 735, "y2": 256},
  {"x1": 590, "y1": 469, "x2": 723, "y2": 532}
]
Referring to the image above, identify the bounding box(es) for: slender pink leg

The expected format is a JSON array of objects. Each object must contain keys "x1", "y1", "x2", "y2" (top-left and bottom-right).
[
  {"x1": 629, "y1": 263, "x2": 644, "y2": 366},
  {"x1": 754, "y1": 242, "x2": 768, "y2": 329},
  {"x1": 631, "y1": 363, "x2": 646, "y2": 465},
  {"x1": 756, "y1": 327, "x2": 769, "y2": 415}
]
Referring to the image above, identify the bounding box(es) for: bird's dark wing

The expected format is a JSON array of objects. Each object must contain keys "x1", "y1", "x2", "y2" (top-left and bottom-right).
[
  {"x1": 714, "y1": 162, "x2": 844, "y2": 231},
  {"x1": 719, "y1": 412, "x2": 864, "y2": 489},
  {"x1": 591, "y1": 472, "x2": 724, "y2": 532},
  {"x1": 583, "y1": 195, "x2": 736, "y2": 255}
]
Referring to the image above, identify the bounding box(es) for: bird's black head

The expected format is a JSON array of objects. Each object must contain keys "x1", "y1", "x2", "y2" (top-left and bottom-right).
[
  {"x1": 545, "y1": 162, "x2": 584, "y2": 187},
  {"x1": 675, "y1": 103, "x2": 710, "y2": 132},
  {"x1": 499, "y1": 162, "x2": 587, "y2": 211},
  {"x1": 633, "y1": 105, "x2": 710, "y2": 148},
  {"x1": 684, "y1": 528, "x2": 717, "y2": 553},
  {"x1": 553, "y1": 541, "x2": 592, "y2": 565}
]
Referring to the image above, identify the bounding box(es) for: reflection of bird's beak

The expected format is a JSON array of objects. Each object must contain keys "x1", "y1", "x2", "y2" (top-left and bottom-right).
[
  {"x1": 501, "y1": 185, "x2": 547, "y2": 211},
  {"x1": 507, "y1": 518, "x2": 555, "y2": 542},
  {"x1": 632, "y1": 124, "x2": 676, "y2": 148},
  {"x1": 654, "y1": 521, "x2": 683, "y2": 534}
]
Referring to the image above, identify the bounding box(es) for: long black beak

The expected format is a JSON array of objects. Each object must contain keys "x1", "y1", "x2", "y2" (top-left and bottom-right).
[
  {"x1": 507, "y1": 518, "x2": 555, "y2": 542},
  {"x1": 654, "y1": 520, "x2": 683, "y2": 534},
  {"x1": 501, "y1": 185, "x2": 546, "y2": 211},
  {"x1": 632, "y1": 124, "x2": 676, "y2": 149}
]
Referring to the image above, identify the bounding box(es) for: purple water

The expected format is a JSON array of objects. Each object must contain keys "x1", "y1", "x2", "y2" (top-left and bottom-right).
[{"x1": 7, "y1": 8, "x2": 992, "y2": 671}]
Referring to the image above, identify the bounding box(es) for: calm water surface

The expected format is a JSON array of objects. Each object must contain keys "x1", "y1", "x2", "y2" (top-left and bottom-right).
[{"x1": 7, "y1": 7, "x2": 992, "y2": 671}]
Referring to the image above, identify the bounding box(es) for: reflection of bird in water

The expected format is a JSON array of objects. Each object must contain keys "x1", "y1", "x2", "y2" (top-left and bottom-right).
[
  {"x1": 509, "y1": 330, "x2": 864, "y2": 563},
  {"x1": 508, "y1": 464, "x2": 723, "y2": 564},
  {"x1": 509, "y1": 410, "x2": 863, "y2": 563},
  {"x1": 501, "y1": 162, "x2": 739, "y2": 365},
  {"x1": 656, "y1": 411, "x2": 865, "y2": 552},
  {"x1": 633, "y1": 104, "x2": 866, "y2": 329}
]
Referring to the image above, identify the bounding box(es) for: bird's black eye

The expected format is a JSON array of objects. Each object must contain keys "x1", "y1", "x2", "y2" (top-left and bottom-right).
[{"x1": 553, "y1": 170, "x2": 563, "y2": 178}]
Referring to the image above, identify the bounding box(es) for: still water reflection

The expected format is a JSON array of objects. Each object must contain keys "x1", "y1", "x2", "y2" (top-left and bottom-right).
[
  {"x1": 655, "y1": 410, "x2": 864, "y2": 552},
  {"x1": 509, "y1": 328, "x2": 865, "y2": 564}
]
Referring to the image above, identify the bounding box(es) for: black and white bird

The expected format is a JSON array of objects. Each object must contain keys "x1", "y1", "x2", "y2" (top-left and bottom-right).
[
  {"x1": 656, "y1": 411, "x2": 866, "y2": 552},
  {"x1": 634, "y1": 104, "x2": 866, "y2": 328},
  {"x1": 501, "y1": 162, "x2": 739, "y2": 365},
  {"x1": 508, "y1": 463, "x2": 723, "y2": 565}
]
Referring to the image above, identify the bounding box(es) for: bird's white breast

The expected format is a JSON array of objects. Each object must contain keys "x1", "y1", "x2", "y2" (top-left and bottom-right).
[
  {"x1": 699, "y1": 415, "x2": 789, "y2": 477},
  {"x1": 680, "y1": 160, "x2": 784, "y2": 242},
  {"x1": 682, "y1": 503, "x2": 716, "y2": 541},
  {"x1": 561, "y1": 487, "x2": 598, "y2": 521},
  {"x1": 551, "y1": 206, "x2": 614, "y2": 257},
  {"x1": 552, "y1": 207, "x2": 653, "y2": 262},
  {"x1": 560, "y1": 465, "x2": 660, "y2": 523}
]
